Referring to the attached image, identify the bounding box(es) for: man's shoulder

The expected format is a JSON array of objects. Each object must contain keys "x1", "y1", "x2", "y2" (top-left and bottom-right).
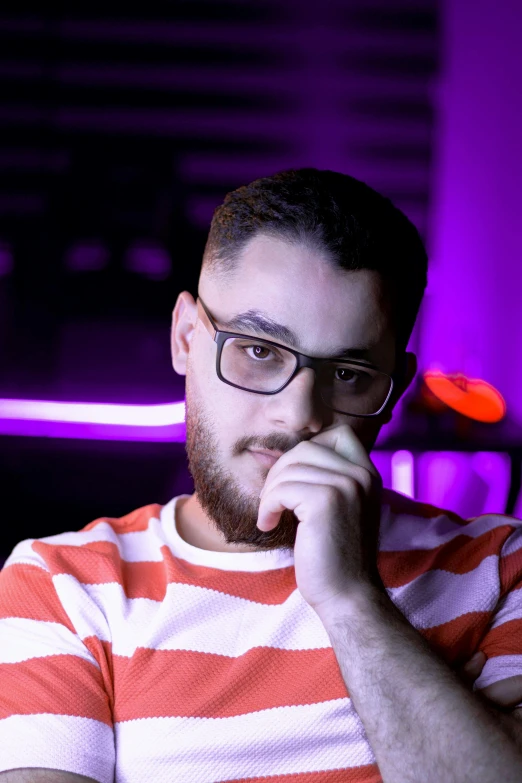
[
  {"x1": 382, "y1": 487, "x2": 521, "y2": 528},
  {"x1": 380, "y1": 490, "x2": 522, "y2": 684},
  {"x1": 81, "y1": 501, "x2": 164, "y2": 535},
  {"x1": 381, "y1": 487, "x2": 469, "y2": 526},
  {"x1": 380, "y1": 487, "x2": 522, "y2": 553},
  {"x1": 3, "y1": 502, "x2": 166, "y2": 575}
]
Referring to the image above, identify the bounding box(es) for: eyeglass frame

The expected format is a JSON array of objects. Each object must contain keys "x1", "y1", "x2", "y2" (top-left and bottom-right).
[{"x1": 196, "y1": 296, "x2": 406, "y2": 418}]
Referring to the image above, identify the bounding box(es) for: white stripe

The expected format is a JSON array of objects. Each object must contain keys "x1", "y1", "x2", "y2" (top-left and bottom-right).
[
  {"x1": 0, "y1": 713, "x2": 114, "y2": 783},
  {"x1": 5, "y1": 498, "x2": 518, "y2": 659},
  {"x1": 160, "y1": 497, "x2": 295, "y2": 572},
  {"x1": 3, "y1": 539, "x2": 40, "y2": 570},
  {"x1": 53, "y1": 552, "x2": 503, "y2": 658},
  {"x1": 4, "y1": 514, "x2": 166, "y2": 565},
  {"x1": 11, "y1": 497, "x2": 512, "y2": 569},
  {"x1": 474, "y1": 654, "x2": 522, "y2": 691},
  {"x1": 53, "y1": 573, "x2": 331, "y2": 655},
  {"x1": 115, "y1": 698, "x2": 375, "y2": 783},
  {"x1": 0, "y1": 616, "x2": 100, "y2": 666},
  {"x1": 1, "y1": 554, "x2": 47, "y2": 571},
  {"x1": 388, "y1": 555, "x2": 500, "y2": 629},
  {"x1": 7, "y1": 498, "x2": 519, "y2": 569},
  {"x1": 488, "y1": 586, "x2": 522, "y2": 629},
  {"x1": 500, "y1": 524, "x2": 522, "y2": 558},
  {"x1": 53, "y1": 574, "x2": 113, "y2": 644}
]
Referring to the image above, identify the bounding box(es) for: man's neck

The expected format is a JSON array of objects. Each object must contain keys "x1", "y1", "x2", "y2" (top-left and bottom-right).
[{"x1": 175, "y1": 494, "x2": 258, "y2": 553}]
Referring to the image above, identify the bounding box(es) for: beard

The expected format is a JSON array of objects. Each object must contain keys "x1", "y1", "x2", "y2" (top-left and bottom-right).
[
  {"x1": 184, "y1": 366, "x2": 301, "y2": 552},
  {"x1": 183, "y1": 358, "x2": 384, "y2": 553}
]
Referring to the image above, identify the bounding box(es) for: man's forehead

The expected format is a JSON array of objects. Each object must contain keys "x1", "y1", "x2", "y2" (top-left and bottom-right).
[
  {"x1": 215, "y1": 304, "x2": 385, "y2": 361},
  {"x1": 200, "y1": 235, "x2": 395, "y2": 355},
  {"x1": 201, "y1": 279, "x2": 394, "y2": 364}
]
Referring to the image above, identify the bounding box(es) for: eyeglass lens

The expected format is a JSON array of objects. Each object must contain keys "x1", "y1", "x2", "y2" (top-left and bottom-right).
[{"x1": 219, "y1": 336, "x2": 391, "y2": 415}]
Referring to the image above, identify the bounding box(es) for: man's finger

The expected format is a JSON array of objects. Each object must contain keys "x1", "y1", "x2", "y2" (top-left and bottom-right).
[
  {"x1": 478, "y1": 675, "x2": 522, "y2": 709},
  {"x1": 310, "y1": 424, "x2": 380, "y2": 479},
  {"x1": 463, "y1": 651, "x2": 487, "y2": 674},
  {"x1": 456, "y1": 651, "x2": 486, "y2": 687}
]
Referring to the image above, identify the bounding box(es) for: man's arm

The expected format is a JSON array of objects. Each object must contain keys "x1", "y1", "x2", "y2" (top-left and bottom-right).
[
  {"x1": 318, "y1": 586, "x2": 522, "y2": 783},
  {"x1": 456, "y1": 654, "x2": 522, "y2": 752},
  {"x1": 0, "y1": 771, "x2": 99, "y2": 782},
  {"x1": 476, "y1": 699, "x2": 522, "y2": 754}
]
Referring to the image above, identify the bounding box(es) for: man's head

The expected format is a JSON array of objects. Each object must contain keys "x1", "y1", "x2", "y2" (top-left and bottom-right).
[{"x1": 171, "y1": 168, "x2": 427, "y2": 553}]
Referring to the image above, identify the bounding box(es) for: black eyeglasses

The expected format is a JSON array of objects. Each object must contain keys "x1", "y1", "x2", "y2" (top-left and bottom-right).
[{"x1": 196, "y1": 296, "x2": 405, "y2": 418}]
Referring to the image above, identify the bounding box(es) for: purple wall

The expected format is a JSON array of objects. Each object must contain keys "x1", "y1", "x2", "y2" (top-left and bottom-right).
[
  {"x1": 3, "y1": 3, "x2": 522, "y2": 544},
  {"x1": 421, "y1": 0, "x2": 522, "y2": 426}
]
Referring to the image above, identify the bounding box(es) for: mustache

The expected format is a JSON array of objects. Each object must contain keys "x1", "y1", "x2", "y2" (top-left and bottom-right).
[{"x1": 233, "y1": 434, "x2": 307, "y2": 456}]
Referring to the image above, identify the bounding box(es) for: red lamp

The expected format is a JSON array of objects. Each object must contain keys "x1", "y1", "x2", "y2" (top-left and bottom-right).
[{"x1": 423, "y1": 370, "x2": 507, "y2": 424}]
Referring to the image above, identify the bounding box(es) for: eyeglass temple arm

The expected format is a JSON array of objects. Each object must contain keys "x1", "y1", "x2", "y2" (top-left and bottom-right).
[{"x1": 196, "y1": 297, "x2": 217, "y2": 340}]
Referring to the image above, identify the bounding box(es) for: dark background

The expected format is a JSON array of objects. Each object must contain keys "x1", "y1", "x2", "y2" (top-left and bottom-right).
[{"x1": 1, "y1": 0, "x2": 520, "y2": 562}]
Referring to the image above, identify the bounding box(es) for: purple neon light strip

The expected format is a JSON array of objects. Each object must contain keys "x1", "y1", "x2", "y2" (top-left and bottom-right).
[
  {"x1": 0, "y1": 398, "x2": 186, "y2": 442},
  {"x1": 4, "y1": 398, "x2": 516, "y2": 513},
  {"x1": 0, "y1": 395, "x2": 413, "y2": 496}
]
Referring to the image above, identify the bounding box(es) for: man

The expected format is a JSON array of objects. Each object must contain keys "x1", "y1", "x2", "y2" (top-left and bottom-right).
[{"x1": 1, "y1": 168, "x2": 522, "y2": 782}]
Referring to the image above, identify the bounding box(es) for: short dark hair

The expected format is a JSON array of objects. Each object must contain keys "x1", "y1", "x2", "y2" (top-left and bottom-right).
[{"x1": 202, "y1": 167, "x2": 428, "y2": 356}]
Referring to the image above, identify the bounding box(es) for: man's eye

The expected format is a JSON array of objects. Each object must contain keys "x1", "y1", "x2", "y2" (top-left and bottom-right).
[
  {"x1": 244, "y1": 344, "x2": 274, "y2": 360},
  {"x1": 335, "y1": 367, "x2": 359, "y2": 383}
]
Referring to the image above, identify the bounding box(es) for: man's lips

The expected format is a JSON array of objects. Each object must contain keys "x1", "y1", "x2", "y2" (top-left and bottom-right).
[{"x1": 248, "y1": 449, "x2": 283, "y2": 467}]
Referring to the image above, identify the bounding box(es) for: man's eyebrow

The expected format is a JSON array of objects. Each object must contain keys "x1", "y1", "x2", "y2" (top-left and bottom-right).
[{"x1": 219, "y1": 310, "x2": 376, "y2": 361}]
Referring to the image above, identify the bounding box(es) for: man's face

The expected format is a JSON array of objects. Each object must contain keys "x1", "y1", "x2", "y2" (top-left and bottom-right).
[{"x1": 171, "y1": 234, "x2": 416, "y2": 553}]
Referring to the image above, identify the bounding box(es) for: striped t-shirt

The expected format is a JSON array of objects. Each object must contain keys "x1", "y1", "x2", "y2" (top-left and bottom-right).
[{"x1": 1, "y1": 488, "x2": 521, "y2": 783}]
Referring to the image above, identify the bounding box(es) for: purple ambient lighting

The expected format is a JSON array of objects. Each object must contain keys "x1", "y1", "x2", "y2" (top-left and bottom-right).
[
  {"x1": 123, "y1": 241, "x2": 172, "y2": 280},
  {"x1": 65, "y1": 240, "x2": 110, "y2": 272},
  {"x1": 416, "y1": 451, "x2": 511, "y2": 520},
  {"x1": 0, "y1": 242, "x2": 14, "y2": 276},
  {"x1": 391, "y1": 450, "x2": 415, "y2": 498},
  {"x1": 0, "y1": 398, "x2": 186, "y2": 442},
  {"x1": 0, "y1": 400, "x2": 514, "y2": 517}
]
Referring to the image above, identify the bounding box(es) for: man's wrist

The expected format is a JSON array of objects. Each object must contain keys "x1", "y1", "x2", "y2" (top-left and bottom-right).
[{"x1": 312, "y1": 582, "x2": 388, "y2": 628}]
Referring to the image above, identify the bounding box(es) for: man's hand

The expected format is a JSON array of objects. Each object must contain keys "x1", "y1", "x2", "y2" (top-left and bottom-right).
[
  {"x1": 257, "y1": 423, "x2": 384, "y2": 615},
  {"x1": 456, "y1": 651, "x2": 487, "y2": 691},
  {"x1": 0, "y1": 770, "x2": 98, "y2": 782},
  {"x1": 456, "y1": 651, "x2": 522, "y2": 710}
]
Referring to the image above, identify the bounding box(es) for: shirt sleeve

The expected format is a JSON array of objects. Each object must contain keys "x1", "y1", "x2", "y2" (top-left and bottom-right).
[
  {"x1": 472, "y1": 519, "x2": 522, "y2": 709},
  {"x1": 0, "y1": 540, "x2": 115, "y2": 783}
]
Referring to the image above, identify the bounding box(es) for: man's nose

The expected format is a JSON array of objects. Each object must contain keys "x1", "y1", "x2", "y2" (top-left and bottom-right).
[{"x1": 266, "y1": 367, "x2": 327, "y2": 433}]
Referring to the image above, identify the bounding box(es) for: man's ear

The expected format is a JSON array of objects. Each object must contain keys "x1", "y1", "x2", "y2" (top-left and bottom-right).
[
  {"x1": 171, "y1": 291, "x2": 198, "y2": 375},
  {"x1": 380, "y1": 352, "x2": 418, "y2": 424}
]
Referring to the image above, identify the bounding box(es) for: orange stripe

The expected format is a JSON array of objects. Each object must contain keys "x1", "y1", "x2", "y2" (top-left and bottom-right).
[
  {"x1": 0, "y1": 563, "x2": 76, "y2": 631},
  {"x1": 82, "y1": 503, "x2": 163, "y2": 534},
  {"x1": 379, "y1": 526, "x2": 510, "y2": 588},
  {"x1": 422, "y1": 611, "x2": 492, "y2": 665},
  {"x1": 0, "y1": 654, "x2": 113, "y2": 725},
  {"x1": 111, "y1": 614, "x2": 493, "y2": 724},
  {"x1": 33, "y1": 539, "x2": 171, "y2": 601},
  {"x1": 33, "y1": 525, "x2": 512, "y2": 607},
  {"x1": 112, "y1": 645, "x2": 348, "y2": 722},
  {"x1": 500, "y1": 549, "x2": 522, "y2": 596},
  {"x1": 224, "y1": 765, "x2": 382, "y2": 782},
  {"x1": 32, "y1": 539, "x2": 300, "y2": 603},
  {"x1": 1, "y1": 614, "x2": 512, "y2": 728},
  {"x1": 83, "y1": 636, "x2": 115, "y2": 716},
  {"x1": 478, "y1": 617, "x2": 522, "y2": 659}
]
